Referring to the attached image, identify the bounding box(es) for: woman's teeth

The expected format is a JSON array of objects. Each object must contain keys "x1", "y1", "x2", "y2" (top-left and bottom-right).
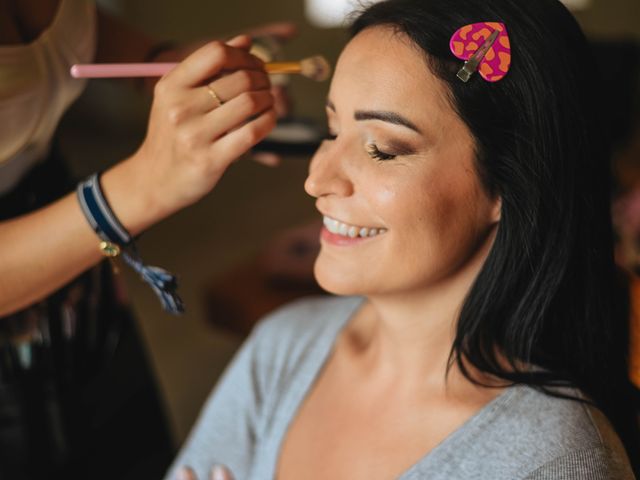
[{"x1": 323, "y1": 216, "x2": 387, "y2": 239}]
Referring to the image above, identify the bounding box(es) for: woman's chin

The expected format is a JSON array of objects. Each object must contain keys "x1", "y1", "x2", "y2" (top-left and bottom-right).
[{"x1": 313, "y1": 260, "x2": 370, "y2": 297}]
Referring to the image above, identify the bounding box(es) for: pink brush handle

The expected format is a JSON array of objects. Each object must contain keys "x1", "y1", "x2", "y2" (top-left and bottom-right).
[{"x1": 70, "y1": 63, "x2": 179, "y2": 78}]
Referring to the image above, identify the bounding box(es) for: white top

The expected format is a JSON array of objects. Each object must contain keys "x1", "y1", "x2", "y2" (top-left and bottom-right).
[{"x1": 0, "y1": 0, "x2": 96, "y2": 194}]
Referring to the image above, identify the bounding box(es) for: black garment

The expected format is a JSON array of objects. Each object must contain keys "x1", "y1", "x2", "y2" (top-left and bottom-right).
[{"x1": 0, "y1": 149, "x2": 173, "y2": 479}]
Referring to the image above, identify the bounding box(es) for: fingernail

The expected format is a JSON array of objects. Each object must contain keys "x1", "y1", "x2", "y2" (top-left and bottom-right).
[
  {"x1": 177, "y1": 467, "x2": 194, "y2": 480},
  {"x1": 210, "y1": 464, "x2": 231, "y2": 480},
  {"x1": 252, "y1": 152, "x2": 281, "y2": 167}
]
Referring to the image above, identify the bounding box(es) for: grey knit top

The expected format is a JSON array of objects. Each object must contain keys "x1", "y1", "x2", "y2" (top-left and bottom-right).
[{"x1": 166, "y1": 296, "x2": 636, "y2": 480}]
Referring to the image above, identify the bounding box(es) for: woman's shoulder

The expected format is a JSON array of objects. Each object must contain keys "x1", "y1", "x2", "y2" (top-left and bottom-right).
[
  {"x1": 507, "y1": 385, "x2": 623, "y2": 448},
  {"x1": 239, "y1": 295, "x2": 363, "y2": 382},
  {"x1": 487, "y1": 385, "x2": 634, "y2": 478},
  {"x1": 424, "y1": 384, "x2": 634, "y2": 479}
]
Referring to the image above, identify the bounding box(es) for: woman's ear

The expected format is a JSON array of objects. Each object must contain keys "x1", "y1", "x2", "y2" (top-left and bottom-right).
[{"x1": 491, "y1": 196, "x2": 502, "y2": 223}]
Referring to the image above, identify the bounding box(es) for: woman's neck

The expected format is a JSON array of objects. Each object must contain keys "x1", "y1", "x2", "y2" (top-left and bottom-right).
[{"x1": 341, "y1": 225, "x2": 501, "y2": 398}]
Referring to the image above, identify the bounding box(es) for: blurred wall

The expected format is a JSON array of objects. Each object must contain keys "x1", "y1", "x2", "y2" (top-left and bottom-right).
[
  {"x1": 573, "y1": 0, "x2": 640, "y2": 39},
  {"x1": 58, "y1": 0, "x2": 640, "y2": 448}
]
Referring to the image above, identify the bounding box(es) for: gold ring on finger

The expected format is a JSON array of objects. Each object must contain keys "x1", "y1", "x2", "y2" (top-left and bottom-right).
[{"x1": 206, "y1": 84, "x2": 223, "y2": 108}]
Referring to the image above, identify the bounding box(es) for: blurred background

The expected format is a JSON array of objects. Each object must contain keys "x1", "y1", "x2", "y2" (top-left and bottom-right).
[{"x1": 55, "y1": 0, "x2": 640, "y2": 465}]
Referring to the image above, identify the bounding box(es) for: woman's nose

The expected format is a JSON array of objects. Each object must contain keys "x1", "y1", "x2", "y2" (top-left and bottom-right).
[{"x1": 304, "y1": 143, "x2": 354, "y2": 199}]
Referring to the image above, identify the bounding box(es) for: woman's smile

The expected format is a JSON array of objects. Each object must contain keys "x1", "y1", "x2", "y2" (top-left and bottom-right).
[{"x1": 322, "y1": 215, "x2": 387, "y2": 245}]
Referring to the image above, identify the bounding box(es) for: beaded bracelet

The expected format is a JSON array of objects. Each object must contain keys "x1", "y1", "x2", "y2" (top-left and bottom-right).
[{"x1": 77, "y1": 173, "x2": 184, "y2": 314}]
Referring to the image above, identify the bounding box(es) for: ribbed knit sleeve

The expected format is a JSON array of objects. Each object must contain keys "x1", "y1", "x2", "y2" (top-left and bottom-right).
[{"x1": 523, "y1": 446, "x2": 636, "y2": 480}]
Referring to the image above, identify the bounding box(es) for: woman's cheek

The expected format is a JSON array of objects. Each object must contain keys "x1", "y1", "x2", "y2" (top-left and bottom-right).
[{"x1": 372, "y1": 183, "x2": 400, "y2": 221}]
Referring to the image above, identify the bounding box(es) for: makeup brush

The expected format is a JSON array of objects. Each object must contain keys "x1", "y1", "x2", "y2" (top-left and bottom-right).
[
  {"x1": 264, "y1": 56, "x2": 330, "y2": 81},
  {"x1": 70, "y1": 55, "x2": 331, "y2": 81}
]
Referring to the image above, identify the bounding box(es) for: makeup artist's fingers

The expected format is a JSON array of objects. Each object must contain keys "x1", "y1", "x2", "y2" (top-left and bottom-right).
[
  {"x1": 205, "y1": 90, "x2": 275, "y2": 139},
  {"x1": 210, "y1": 108, "x2": 277, "y2": 167},
  {"x1": 225, "y1": 34, "x2": 253, "y2": 50},
  {"x1": 158, "y1": 71, "x2": 271, "y2": 126},
  {"x1": 167, "y1": 89, "x2": 273, "y2": 146},
  {"x1": 207, "y1": 69, "x2": 271, "y2": 105},
  {"x1": 165, "y1": 40, "x2": 264, "y2": 88}
]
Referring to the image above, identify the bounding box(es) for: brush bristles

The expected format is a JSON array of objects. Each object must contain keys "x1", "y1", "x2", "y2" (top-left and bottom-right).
[{"x1": 299, "y1": 56, "x2": 331, "y2": 82}]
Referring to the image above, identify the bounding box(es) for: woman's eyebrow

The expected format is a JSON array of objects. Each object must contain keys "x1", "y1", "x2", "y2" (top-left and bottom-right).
[
  {"x1": 325, "y1": 100, "x2": 421, "y2": 135},
  {"x1": 354, "y1": 110, "x2": 421, "y2": 134}
]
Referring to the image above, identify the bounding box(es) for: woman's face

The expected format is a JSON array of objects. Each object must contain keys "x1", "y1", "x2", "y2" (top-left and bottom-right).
[{"x1": 305, "y1": 27, "x2": 500, "y2": 297}]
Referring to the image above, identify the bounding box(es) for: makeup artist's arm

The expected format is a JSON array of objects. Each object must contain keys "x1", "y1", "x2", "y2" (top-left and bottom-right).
[{"x1": 0, "y1": 38, "x2": 275, "y2": 316}]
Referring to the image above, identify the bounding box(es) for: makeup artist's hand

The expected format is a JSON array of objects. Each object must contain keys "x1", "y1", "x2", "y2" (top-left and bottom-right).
[
  {"x1": 141, "y1": 23, "x2": 297, "y2": 168},
  {"x1": 145, "y1": 22, "x2": 296, "y2": 120},
  {"x1": 176, "y1": 465, "x2": 234, "y2": 480},
  {"x1": 240, "y1": 22, "x2": 298, "y2": 125},
  {"x1": 123, "y1": 35, "x2": 277, "y2": 227}
]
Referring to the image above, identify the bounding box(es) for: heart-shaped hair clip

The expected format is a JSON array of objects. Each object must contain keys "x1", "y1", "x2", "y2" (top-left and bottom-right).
[{"x1": 449, "y1": 22, "x2": 511, "y2": 82}]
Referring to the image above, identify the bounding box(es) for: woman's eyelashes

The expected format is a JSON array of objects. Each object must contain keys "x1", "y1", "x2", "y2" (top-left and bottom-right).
[
  {"x1": 323, "y1": 130, "x2": 409, "y2": 161},
  {"x1": 365, "y1": 143, "x2": 396, "y2": 161}
]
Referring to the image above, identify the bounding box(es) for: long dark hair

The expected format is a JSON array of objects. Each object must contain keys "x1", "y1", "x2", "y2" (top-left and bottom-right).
[{"x1": 352, "y1": 0, "x2": 639, "y2": 469}]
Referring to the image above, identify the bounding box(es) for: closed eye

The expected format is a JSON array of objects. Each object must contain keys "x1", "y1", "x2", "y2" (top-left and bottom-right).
[{"x1": 366, "y1": 143, "x2": 396, "y2": 161}]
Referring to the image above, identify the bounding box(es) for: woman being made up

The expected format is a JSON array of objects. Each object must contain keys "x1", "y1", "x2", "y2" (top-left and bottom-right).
[{"x1": 169, "y1": 0, "x2": 639, "y2": 478}]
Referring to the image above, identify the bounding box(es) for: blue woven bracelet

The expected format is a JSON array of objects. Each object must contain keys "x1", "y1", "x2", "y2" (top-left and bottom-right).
[{"x1": 77, "y1": 173, "x2": 184, "y2": 314}]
